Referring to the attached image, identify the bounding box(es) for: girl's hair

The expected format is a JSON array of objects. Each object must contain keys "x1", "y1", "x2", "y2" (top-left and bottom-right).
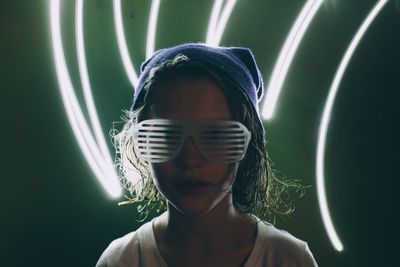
[{"x1": 111, "y1": 55, "x2": 304, "y2": 223}]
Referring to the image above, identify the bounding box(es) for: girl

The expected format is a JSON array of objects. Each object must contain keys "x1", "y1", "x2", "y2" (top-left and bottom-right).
[{"x1": 97, "y1": 43, "x2": 318, "y2": 267}]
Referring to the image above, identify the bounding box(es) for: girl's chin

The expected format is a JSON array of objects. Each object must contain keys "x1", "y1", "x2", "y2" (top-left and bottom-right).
[{"x1": 169, "y1": 199, "x2": 219, "y2": 217}]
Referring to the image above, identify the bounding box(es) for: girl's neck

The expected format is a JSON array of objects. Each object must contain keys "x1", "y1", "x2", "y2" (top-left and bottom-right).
[{"x1": 154, "y1": 194, "x2": 256, "y2": 250}]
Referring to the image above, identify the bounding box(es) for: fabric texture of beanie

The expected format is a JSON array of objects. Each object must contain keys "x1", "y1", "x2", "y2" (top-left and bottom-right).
[{"x1": 131, "y1": 43, "x2": 265, "y2": 137}]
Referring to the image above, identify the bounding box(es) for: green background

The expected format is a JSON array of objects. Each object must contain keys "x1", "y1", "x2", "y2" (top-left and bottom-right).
[{"x1": 1, "y1": 0, "x2": 399, "y2": 266}]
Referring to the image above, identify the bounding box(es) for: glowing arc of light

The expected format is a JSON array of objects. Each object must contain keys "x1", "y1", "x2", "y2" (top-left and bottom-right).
[
  {"x1": 146, "y1": 0, "x2": 161, "y2": 59},
  {"x1": 76, "y1": 0, "x2": 121, "y2": 197},
  {"x1": 50, "y1": 0, "x2": 122, "y2": 198},
  {"x1": 208, "y1": 0, "x2": 238, "y2": 46},
  {"x1": 206, "y1": 0, "x2": 224, "y2": 44},
  {"x1": 114, "y1": 0, "x2": 139, "y2": 88},
  {"x1": 262, "y1": 0, "x2": 323, "y2": 120},
  {"x1": 317, "y1": 0, "x2": 389, "y2": 252}
]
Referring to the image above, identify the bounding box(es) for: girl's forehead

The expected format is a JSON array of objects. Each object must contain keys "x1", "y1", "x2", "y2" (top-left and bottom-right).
[{"x1": 149, "y1": 77, "x2": 233, "y2": 121}]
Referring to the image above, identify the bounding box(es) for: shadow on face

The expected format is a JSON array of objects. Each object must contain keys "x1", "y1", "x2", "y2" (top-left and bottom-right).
[{"x1": 146, "y1": 77, "x2": 238, "y2": 216}]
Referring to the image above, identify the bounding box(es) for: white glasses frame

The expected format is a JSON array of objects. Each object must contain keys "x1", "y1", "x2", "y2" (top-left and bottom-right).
[{"x1": 132, "y1": 119, "x2": 252, "y2": 163}]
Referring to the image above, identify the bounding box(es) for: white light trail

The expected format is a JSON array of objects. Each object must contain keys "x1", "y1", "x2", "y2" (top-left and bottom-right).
[
  {"x1": 206, "y1": 0, "x2": 223, "y2": 44},
  {"x1": 146, "y1": 0, "x2": 161, "y2": 59},
  {"x1": 317, "y1": 0, "x2": 389, "y2": 252},
  {"x1": 50, "y1": 0, "x2": 121, "y2": 198},
  {"x1": 114, "y1": 0, "x2": 139, "y2": 88},
  {"x1": 212, "y1": 0, "x2": 237, "y2": 46},
  {"x1": 262, "y1": 0, "x2": 323, "y2": 120},
  {"x1": 51, "y1": 0, "x2": 105, "y2": 186},
  {"x1": 206, "y1": 0, "x2": 237, "y2": 46},
  {"x1": 76, "y1": 0, "x2": 122, "y2": 197}
]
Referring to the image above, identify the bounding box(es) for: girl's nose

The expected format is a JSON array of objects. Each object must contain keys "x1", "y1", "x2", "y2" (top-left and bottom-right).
[{"x1": 175, "y1": 137, "x2": 204, "y2": 167}]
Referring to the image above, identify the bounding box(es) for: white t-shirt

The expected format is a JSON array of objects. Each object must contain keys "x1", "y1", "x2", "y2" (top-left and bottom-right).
[{"x1": 96, "y1": 218, "x2": 318, "y2": 267}]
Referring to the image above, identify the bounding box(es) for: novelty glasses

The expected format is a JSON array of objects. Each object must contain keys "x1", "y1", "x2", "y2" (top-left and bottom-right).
[{"x1": 132, "y1": 119, "x2": 251, "y2": 163}]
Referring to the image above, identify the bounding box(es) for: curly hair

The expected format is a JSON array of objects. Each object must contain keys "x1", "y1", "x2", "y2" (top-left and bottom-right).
[{"x1": 111, "y1": 55, "x2": 305, "y2": 223}]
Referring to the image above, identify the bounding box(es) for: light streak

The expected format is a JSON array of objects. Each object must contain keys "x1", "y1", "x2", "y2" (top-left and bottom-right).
[
  {"x1": 262, "y1": 0, "x2": 323, "y2": 120},
  {"x1": 51, "y1": 0, "x2": 106, "y2": 192},
  {"x1": 113, "y1": 0, "x2": 139, "y2": 88},
  {"x1": 212, "y1": 0, "x2": 237, "y2": 46},
  {"x1": 50, "y1": 0, "x2": 121, "y2": 198},
  {"x1": 206, "y1": 0, "x2": 237, "y2": 46},
  {"x1": 317, "y1": 0, "x2": 389, "y2": 252},
  {"x1": 206, "y1": 0, "x2": 223, "y2": 44},
  {"x1": 146, "y1": 0, "x2": 161, "y2": 59},
  {"x1": 76, "y1": 0, "x2": 121, "y2": 197}
]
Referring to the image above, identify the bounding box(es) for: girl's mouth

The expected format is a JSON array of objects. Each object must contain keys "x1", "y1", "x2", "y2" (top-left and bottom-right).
[{"x1": 176, "y1": 180, "x2": 212, "y2": 195}]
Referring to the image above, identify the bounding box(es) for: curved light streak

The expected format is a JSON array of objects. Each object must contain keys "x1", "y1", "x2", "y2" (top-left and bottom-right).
[
  {"x1": 212, "y1": 0, "x2": 237, "y2": 46},
  {"x1": 206, "y1": 0, "x2": 223, "y2": 44},
  {"x1": 50, "y1": 0, "x2": 121, "y2": 198},
  {"x1": 50, "y1": 0, "x2": 110, "y2": 195},
  {"x1": 262, "y1": 0, "x2": 323, "y2": 120},
  {"x1": 207, "y1": 0, "x2": 237, "y2": 46},
  {"x1": 146, "y1": 0, "x2": 161, "y2": 59},
  {"x1": 317, "y1": 0, "x2": 389, "y2": 252},
  {"x1": 113, "y1": 0, "x2": 139, "y2": 88},
  {"x1": 76, "y1": 0, "x2": 121, "y2": 197}
]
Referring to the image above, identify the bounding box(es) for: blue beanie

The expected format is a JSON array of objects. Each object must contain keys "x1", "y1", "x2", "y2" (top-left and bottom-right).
[{"x1": 131, "y1": 43, "x2": 265, "y2": 137}]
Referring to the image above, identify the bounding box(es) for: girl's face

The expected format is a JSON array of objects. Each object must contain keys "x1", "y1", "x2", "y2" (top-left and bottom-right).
[{"x1": 147, "y1": 76, "x2": 237, "y2": 216}]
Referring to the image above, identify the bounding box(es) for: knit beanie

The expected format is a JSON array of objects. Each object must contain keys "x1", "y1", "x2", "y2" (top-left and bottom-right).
[{"x1": 131, "y1": 43, "x2": 265, "y2": 137}]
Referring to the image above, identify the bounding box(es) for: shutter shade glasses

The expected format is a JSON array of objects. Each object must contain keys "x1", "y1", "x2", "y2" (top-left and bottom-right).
[{"x1": 132, "y1": 119, "x2": 251, "y2": 163}]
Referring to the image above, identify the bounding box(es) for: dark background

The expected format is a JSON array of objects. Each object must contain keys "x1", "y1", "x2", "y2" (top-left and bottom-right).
[{"x1": 1, "y1": 0, "x2": 399, "y2": 266}]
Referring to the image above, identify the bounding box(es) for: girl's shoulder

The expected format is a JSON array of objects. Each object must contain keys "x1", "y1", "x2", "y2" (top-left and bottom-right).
[
  {"x1": 246, "y1": 221, "x2": 318, "y2": 266},
  {"x1": 260, "y1": 221, "x2": 305, "y2": 248},
  {"x1": 95, "y1": 220, "x2": 153, "y2": 267},
  {"x1": 95, "y1": 230, "x2": 139, "y2": 267}
]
